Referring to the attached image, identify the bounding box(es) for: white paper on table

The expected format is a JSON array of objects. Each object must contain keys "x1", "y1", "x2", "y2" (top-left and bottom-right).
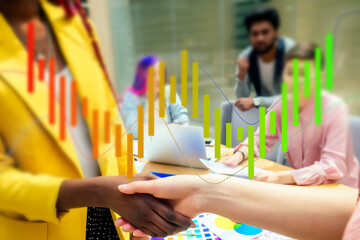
[
  {"x1": 199, "y1": 213, "x2": 267, "y2": 240},
  {"x1": 200, "y1": 159, "x2": 266, "y2": 178},
  {"x1": 132, "y1": 140, "x2": 138, "y2": 156},
  {"x1": 134, "y1": 161, "x2": 146, "y2": 173}
]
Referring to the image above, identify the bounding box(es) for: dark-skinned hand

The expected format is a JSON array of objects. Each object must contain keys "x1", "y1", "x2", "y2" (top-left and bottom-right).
[{"x1": 97, "y1": 174, "x2": 194, "y2": 237}]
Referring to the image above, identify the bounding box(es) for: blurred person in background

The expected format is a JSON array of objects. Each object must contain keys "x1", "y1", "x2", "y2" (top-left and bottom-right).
[
  {"x1": 223, "y1": 43, "x2": 359, "y2": 188},
  {"x1": 121, "y1": 55, "x2": 189, "y2": 139},
  {"x1": 0, "y1": 1, "x2": 193, "y2": 239},
  {"x1": 234, "y1": 8, "x2": 295, "y2": 111}
]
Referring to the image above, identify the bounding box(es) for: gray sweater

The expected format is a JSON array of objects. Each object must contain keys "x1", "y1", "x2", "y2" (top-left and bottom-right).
[{"x1": 234, "y1": 37, "x2": 295, "y2": 107}]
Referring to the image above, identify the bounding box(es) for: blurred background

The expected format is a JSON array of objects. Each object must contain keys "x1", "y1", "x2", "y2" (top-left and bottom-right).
[{"x1": 84, "y1": 0, "x2": 360, "y2": 133}]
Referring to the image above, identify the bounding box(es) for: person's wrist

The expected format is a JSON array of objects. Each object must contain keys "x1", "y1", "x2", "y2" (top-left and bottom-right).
[
  {"x1": 233, "y1": 151, "x2": 244, "y2": 163},
  {"x1": 90, "y1": 176, "x2": 125, "y2": 208}
]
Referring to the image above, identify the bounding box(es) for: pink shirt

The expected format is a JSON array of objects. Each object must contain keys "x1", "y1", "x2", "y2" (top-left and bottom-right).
[
  {"x1": 343, "y1": 192, "x2": 360, "y2": 239},
  {"x1": 235, "y1": 91, "x2": 359, "y2": 188}
]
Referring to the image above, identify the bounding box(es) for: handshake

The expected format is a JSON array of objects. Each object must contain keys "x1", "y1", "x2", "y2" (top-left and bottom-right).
[{"x1": 73, "y1": 173, "x2": 204, "y2": 238}]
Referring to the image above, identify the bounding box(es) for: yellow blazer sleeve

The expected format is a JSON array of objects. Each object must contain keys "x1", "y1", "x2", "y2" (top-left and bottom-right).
[{"x1": 0, "y1": 137, "x2": 66, "y2": 224}]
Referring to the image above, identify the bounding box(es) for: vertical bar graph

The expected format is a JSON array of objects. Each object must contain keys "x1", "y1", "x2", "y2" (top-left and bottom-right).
[
  {"x1": 138, "y1": 105, "x2": 144, "y2": 158},
  {"x1": 304, "y1": 61, "x2": 311, "y2": 98},
  {"x1": 226, "y1": 123, "x2": 232, "y2": 148},
  {"x1": 148, "y1": 66, "x2": 155, "y2": 136},
  {"x1": 259, "y1": 107, "x2": 265, "y2": 159},
  {"x1": 59, "y1": 76, "x2": 66, "y2": 141},
  {"x1": 115, "y1": 124, "x2": 121, "y2": 157},
  {"x1": 248, "y1": 125, "x2": 254, "y2": 179},
  {"x1": 237, "y1": 127, "x2": 243, "y2": 141},
  {"x1": 92, "y1": 110, "x2": 99, "y2": 159},
  {"x1": 82, "y1": 98, "x2": 88, "y2": 118},
  {"x1": 281, "y1": 82, "x2": 288, "y2": 152},
  {"x1": 326, "y1": 34, "x2": 333, "y2": 91},
  {"x1": 49, "y1": 58, "x2": 56, "y2": 125},
  {"x1": 159, "y1": 61, "x2": 165, "y2": 118},
  {"x1": 127, "y1": 134, "x2": 133, "y2": 179},
  {"x1": 104, "y1": 111, "x2": 110, "y2": 143},
  {"x1": 292, "y1": 59, "x2": 299, "y2": 126},
  {"x1": 315, "y1": 48, "x2": 322, "y2": 125},
  {"x1": 70, "y1": 81, "x2": 77, "y2": 126},
  {"x1": 215, "y1": 108, "x2": 221, "y2": 158},
  {"x1": 192, "y1": 62, "x2": 198, "y2": 118},
  {"x1": 38, "y1": 58, "x2": 45, "y2": 81},
  {"x1": 181, "y1": 50, "x2": 187, "y2": 106},
  {"x1": 170, "y1": 75, "x2": 176, "y2": 103},
  {"x1": 27, "y1": 23, "x2": 34, "y2": 93},
  {"x1": 203, "y1": 94, "x2": 210, "y2": 138},
  {"x1": 270, "y1": 111, "x2": 276, "y2": 134}
]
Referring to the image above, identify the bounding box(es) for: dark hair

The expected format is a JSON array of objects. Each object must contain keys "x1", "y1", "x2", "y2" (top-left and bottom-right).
[
  {"x1": 244, "y1": 8, "x2": 280, "y2": 31},
  {"x1": 285, "y1": 42, "x2": 325, "y2": 68}
]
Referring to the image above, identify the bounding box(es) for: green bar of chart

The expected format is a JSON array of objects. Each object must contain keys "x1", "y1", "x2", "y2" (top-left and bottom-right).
[
  {"x1": 237, "y1": 127, "x2": 243, "y2": 141},
  {"x1": 315, "y1": 48, "x2": 322, "y2": 125},
  {"x1": 215, "y1": 108, "x2": 221, "y2": 158},
  {"x1": 248, "y1": 125, "x2": 254, "y2": 179},
  {"x1": 270, "y1": 111, "x2": 276, "y2": 134},
  {"x1": 226, "y1": 123, "x2": 232, "y2": 148},
  {"x1": 292, "y1": 59, "x2": 299, "y2": 126},
  {"x1": 326, "y1": 34, "x2": 333, "y2": 91},
  {"x1": 204, "y1": 94, "x2": 210, "y2": 138},
  {"x1": 259, "y1": 107, "x2": 265, "y2": 159},
  {"x1": 281, "y1": 82, "x2": 288, "y2": 152},
  {"x1": 304, "y1": 61, "x2": 311, "y2": 98}
]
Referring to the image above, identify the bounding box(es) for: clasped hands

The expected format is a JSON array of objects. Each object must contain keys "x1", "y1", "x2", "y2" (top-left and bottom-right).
[{"x1": 98, "y1": 173, "x2": 195, "y2": 238}]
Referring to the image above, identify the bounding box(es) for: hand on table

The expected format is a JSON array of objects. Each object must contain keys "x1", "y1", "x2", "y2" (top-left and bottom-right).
[
  {"x1": 98, "y1": 174, "x2": 194, "y2": 237},
  {"x1": 218, "y1": 152, "x2": 244, "y2": 167},
  {"x1": 234, "y1": 97, "x2": 254, "y2": 111},
  {"x1": 115, "y1": 175, "x2": 202, "y2": 237},
  {"x1": 254, "y1": 171, "x2": 296, "y2": 185}
]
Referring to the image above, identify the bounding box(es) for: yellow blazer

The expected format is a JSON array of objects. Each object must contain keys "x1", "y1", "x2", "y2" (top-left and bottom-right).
[{"x1": 0, "y1": 1, "x2": 133, "y2": 239}]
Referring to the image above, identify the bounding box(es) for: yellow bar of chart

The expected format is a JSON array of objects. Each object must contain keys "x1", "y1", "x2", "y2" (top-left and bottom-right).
[
  {"x1": 148, "y1": 66, "x2": 154, "y2": 136},
  {"x1": 203, "y1": 94, "x2": 210, "y2": 138},
  {"x1": 159, "y1": 61, "x2": 165, "y2": 118},
  {"x1": 181, "y1": 50, "x2": 187, "y2": 106},
  {"x1": 192, "y1": 62, "x2": 198, "y2": 118},
  {"x1": 170, "y1": 75, "x2": 176, "y2": 104}
]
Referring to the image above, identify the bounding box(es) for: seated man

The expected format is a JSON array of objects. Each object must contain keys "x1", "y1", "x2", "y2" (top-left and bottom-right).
[{"x1": 234, "y1": 8, "x2": 295, "y2": 111}]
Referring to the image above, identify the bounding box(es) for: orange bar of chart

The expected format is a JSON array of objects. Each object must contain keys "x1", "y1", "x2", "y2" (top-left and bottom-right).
[
  {"x1": 49, "y1": 58, "x2": 56, "y2": 125},
  {"x1": 82, "y1": 98, "x2": 88, "y2": 118},
  {"x1": 38, "y1": 58, "x2": 45, "y2": 81},
  {"x1": 115, "y1": 124, "x2": 122, "y2": 157},
  {"x1": 115, "y1": 124, "x2": 121, "y2": 157},
  {"x1": 104, "y1": 111, "x2": 110, "y2": 143},
  {"x1": 159, "y1": 61, "x2": 165, "y2": 118},
  {"x1": 138, "y1": 105, "x2": 144, "y2": 158},
  {"x1": 127, "y1": 134, "x2": 134, "y2": 179},
  {"x1": 71, "y1": 81, "x2": 77, "y2": 126},
  {"x1": 92, "y1": 110, "x2": 99, "y2": 159},
  {"x1": 170, "y1": 75, "x2": 176, "y2": 103},
  {"x1": 148, "y1": 66, "x2": 154, "y2": 136},
  {"x1": 59, "y1": 76, "x2": 66, "y2": 141}
]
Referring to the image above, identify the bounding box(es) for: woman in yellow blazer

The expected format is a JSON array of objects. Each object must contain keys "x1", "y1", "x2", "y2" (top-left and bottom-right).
[{"x1": 0, "y1": 0, "x2": 192, "y2": 239}]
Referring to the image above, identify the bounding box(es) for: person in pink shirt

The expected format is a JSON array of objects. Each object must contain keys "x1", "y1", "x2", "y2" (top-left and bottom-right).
[
  {"x1": 115, "y1": 174, "x2": 360, "y2": 239},
  {"x1": 220, "y1": 42, "x2": 359, "y2": 187}
]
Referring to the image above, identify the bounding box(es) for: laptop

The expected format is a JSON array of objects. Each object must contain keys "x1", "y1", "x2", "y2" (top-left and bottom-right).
[{"x1": 144, "y1": 125, "x2": 211, "y2": 169}]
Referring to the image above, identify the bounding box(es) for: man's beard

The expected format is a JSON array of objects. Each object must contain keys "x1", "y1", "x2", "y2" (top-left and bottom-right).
[{"x1": 254, "y1": 39, "x2": 276, "y2": 55}]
